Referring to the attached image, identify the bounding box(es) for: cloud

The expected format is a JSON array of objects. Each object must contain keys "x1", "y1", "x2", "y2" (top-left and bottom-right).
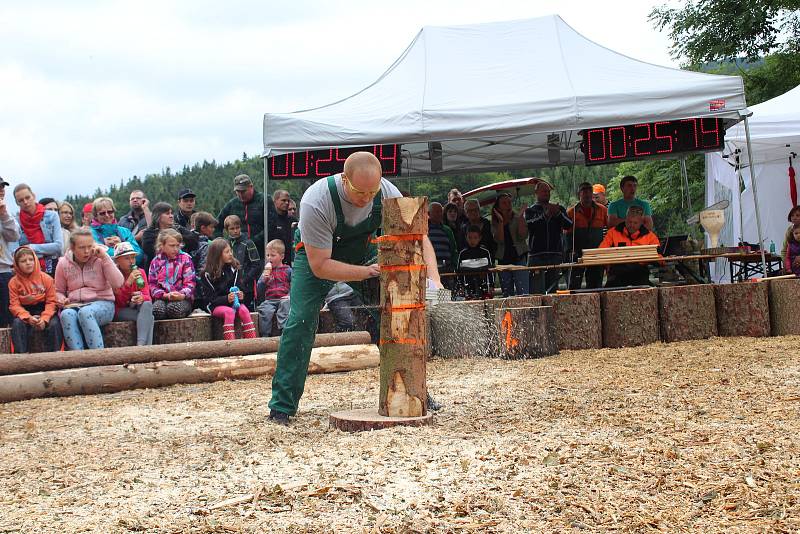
[{"x1": 0, "y1": 0, "x2": 675, "y2": 200}]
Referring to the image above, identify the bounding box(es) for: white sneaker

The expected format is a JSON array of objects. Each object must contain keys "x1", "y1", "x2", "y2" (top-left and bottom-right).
[{"x1": 190, "y1": 309, "x2": 210, "y2": 316}]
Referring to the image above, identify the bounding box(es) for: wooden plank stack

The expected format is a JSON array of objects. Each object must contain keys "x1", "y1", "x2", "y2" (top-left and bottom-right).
[{"x1": 579, "y1": 245, "x2": 660, "y2": 265}]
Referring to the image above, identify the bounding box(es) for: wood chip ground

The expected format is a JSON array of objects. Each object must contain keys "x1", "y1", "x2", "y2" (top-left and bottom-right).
[{"x1": 1, "y1": 336, "x2": 799, "y2": 533}]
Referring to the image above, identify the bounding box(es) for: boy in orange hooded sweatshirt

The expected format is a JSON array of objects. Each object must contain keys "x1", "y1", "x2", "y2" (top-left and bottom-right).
[{"x1": 9, "y1": 246, "x2": 62, "y2": 352}]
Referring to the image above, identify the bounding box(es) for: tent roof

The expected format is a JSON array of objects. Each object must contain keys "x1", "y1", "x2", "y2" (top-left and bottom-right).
[
  {"x1": 263, "y1": 15, "x2": 747, "y2": 175},
  {"x1": 724, "y1": 84, "x2": 800, "y2": 163}
]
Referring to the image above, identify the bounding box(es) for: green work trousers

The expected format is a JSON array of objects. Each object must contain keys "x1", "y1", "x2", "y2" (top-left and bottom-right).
[{"x1": 268, "y1": 252, "x2": 334, "y2": 416}]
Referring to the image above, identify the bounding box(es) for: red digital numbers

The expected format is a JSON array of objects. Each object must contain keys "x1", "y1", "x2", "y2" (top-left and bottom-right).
[
  {"x1": 270, "y1": 154, "x2": 289, "y2": 177},
  {"x1": 315, "y1": 149, "x2": 334, "y2": 176},
  {"x1": 586, "y1": 129, "x2": 607, "y2": 162},
  {"x1": 269, "y1": 145, "x2": 401, "y2": 178},
  {"x1": 374, "y1": 144, "x2": 398, "y2": 175},
  {"x1": 608, "y1": 127, "x2": 627, "y2": 159},
  {"x1": 291, "y1": 152, "x2": 309, "y2": 177},
  {"x1": 654, "y1": 121, "x2": 673, "y2": 153},
  {"x1": 632, "y1": 123, "x2": 652, "y2": 156},
  {"x1": 700, "y1": 118, "x2": 720, "y2": 147},
  {"x1": 681, "y1": 118, "x2": 699, "y2": 148}
]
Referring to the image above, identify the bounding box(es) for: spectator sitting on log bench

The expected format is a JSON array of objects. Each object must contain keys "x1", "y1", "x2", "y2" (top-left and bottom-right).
[
  {"x1": 599, "y1": 205, "x2": 660, "y2": 287},
  {"x1": 456, "y1": 225, "x2": 494, "y2": 300},
  {"x1": 197, "y1": 238, "x2": 257, "y2": 340},
  {"x1": 147, "y1": 228, "x2": 195, "y2": 320},
  {"x1": 783, "y1": 223, "x2": 800, "y2": 276},
  {"x1": 55, "y1": 227, "x2": 124, "y2": 350},
  {"x1": 9, "y1": 246, "x2": 62, "y2": 353},
  {"x1": 112, "y1": 241, "x2": 154, "y2": 346},
  {"x1": 256, "y1": 239, "x2": 291, "y2": 336},
  {"x1": 224, "y1": 214, "x2": 262, "y2": 309}
]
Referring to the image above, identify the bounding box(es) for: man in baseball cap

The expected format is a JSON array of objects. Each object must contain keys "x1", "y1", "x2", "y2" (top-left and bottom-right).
[
  {"x1": 175, "y1": 188, "x2": 196, "y2": 229},
  {"x1": 216, "y1": 174, "x2": 273, "y2": 258}
]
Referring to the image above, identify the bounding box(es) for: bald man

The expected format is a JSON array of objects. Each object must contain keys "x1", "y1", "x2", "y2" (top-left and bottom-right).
[{"x1": 268, "y1": 152, "x2": 443, "y2": 425}]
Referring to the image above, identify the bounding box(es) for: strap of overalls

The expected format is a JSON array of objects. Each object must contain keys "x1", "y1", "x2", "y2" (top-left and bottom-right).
[{"x1": 327, "y1": 176, "x2": 346, "y2": 242}]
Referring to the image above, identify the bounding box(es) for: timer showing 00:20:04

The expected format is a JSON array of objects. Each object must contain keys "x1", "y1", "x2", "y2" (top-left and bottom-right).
[
  {"x1": 581, "y1": 118, "x2": 724, "y2": 166},
  {"x1": 268, "y1": 144, "x2": 402, "y2": 179}
]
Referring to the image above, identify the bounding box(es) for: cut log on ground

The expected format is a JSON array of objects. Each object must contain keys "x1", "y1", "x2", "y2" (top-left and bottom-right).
[
  {"x1": 153, "y1": 316, "x2": 213, "y2": 344},
  {"x1": 329, "y1": 407, "x2": 433, "y2": 432},
  {"x1": 0, "y1": 344, "x2": 379, "y2": 404},
  {"x1": 428, "y1": 300, "x2": 491, "y2": 358},
  {"x1": 494, "y1": 306, "x2": 558, "y2": 359},
  {"x1": 601, "y1": 288, "x2": 660, "y2": 348},
  {"x1": 541, "y1": 293, "x2": 602, "y2": 350},
  {"x1": 484, "y1": 296, "x2": 542, "y2": 356},
  {"x1": 769, "y1": 278, "x2": 800, "y2": 335},
  {"x1": 377, "y1": 196, "x2": 428, "y2": 418},
  {"x1": 658, "y1": 285, "x2": 717, "y2": 342},
  {"x1": 714, "y1": 283, "x2": 770, "y2": 337},
  {"x1": 0, "y1": 331, "x2": 371, "y2": 376}
]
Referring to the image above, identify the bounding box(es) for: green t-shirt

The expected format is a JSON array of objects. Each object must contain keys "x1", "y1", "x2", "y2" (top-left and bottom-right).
[{"x1": 607, "y1": 198, "x2": 653, "y2": 219}]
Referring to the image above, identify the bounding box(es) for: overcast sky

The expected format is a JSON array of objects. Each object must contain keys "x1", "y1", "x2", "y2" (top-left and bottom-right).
[{"x1": 0, "y1": 0, "x2": 677, "y2": 200}]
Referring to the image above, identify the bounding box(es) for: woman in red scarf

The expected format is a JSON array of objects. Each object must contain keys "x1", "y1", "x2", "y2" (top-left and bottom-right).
[{"x1": 14, "y1": 184, "x2": 63, "y2": 276}]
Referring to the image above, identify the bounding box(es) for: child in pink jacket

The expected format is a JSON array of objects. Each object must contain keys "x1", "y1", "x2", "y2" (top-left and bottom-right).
[
  {"x1": 147, "y1": 228, "x2": 196, "y2": 319},
  {"x1": 55, "y1": 227, "x2": 124, "y2": 350}
]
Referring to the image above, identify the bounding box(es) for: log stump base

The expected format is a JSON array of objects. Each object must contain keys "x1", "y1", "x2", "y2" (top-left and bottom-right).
[{"x1": 329, "y1": 408, "x2": 433, "y2": 432}]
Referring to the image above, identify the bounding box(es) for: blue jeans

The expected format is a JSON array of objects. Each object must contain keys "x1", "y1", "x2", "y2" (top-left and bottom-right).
[
  {"x1": 498, "y1": 257, "x2": 530, "y2": 297},
  {"x1": 60, "y1": 300, "x2": 115, "y2": 350}
]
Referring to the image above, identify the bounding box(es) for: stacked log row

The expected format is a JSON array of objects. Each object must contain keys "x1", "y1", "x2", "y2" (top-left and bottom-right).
[
  {"x1": 658, "y1": 285, "x2": 717, "y2": 342},
  {"x1": 483, "y1": 296, "x2": 542, "y2": 356},
  {"x1": 714, "y1": 282, "x2": 770, "y2": 337},
  {"x1": 601, "y1": 288, "x2": 660, "y2": 348},
  {"x1": 493, "y1": 306, "x2": 557, "y2": 359},
  {"x1": 0, "y1": 344, "x2": 379, "y2": 404},
  {"x1": 429, "y1": 300, "x2": 491, "y2": 358},
  {"x1": 541, "y1": 293, "x2": 602, "y2": 350},
  {"x1": 768, "y1": 278, "x2": 800, "y2": 336}
]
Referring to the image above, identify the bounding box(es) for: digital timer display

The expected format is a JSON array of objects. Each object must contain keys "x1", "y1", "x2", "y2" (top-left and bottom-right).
[
  {"x1": 580, "y1": 118, "x2": 724, "y2": 166},
  {"x1": 268, "y1": 144, "x2": 401, "y2": 179}
]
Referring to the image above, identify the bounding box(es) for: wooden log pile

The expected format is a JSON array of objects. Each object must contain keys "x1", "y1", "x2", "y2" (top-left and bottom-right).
[
  {"x1": 429, "y1": 300, "x2": 490, "y2": 358},
  {"x1": 580, "y1": 245, "x2": 660, "y2": 265},
  {"x1": 714, "y1": 282, "x2": 770, "y2": 337},
  {"x1": 541, "y1": 293, "x2": 602, "y2": 350},
  {"x1": 658, "y1": 285, "x2": 717, "y2": 342},
  {"x1": 0, "y1": 344, "x2": 379, "y2": 404},
  {"x1": 601, "y1": 288, "x2": 660, "y2": 348},
  {"x1": 768, "y1": 278, "x2": 800, "y2": 336}
]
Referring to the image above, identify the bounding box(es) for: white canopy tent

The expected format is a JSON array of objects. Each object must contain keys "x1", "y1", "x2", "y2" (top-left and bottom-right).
[
  {"x1": 263, "y1": 15, "x2": 764, "y2": 269},
  {"x1": 263, "y1": 15, "x2": 747, "y2": 173},
  {"x1": 706, "y1": 85, "x2": 800, "y2": 274}
]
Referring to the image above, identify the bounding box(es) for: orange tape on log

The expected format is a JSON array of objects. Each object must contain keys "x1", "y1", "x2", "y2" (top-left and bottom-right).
[
  {"x1": 371, "y1": 234, "x2": 423, "y2": 243},
  {"x1": 379, "y1": 338, "x2": 419, "y2": 345},
  {"x1": 389, "y1": 303, "x2": 426, "y2": 312},
  {"x1": 381, "y1": 264, "x2": 426, "y2": 272}
]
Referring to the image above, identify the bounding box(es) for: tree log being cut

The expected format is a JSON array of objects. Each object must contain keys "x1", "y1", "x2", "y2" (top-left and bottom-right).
[{"x1": 0, "y1": 344, "x2": 379, "y2": 404}]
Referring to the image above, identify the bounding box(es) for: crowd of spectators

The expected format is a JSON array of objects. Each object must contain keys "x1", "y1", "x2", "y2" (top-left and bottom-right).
[
  {"x1": 0, "y1": 173, "x2": 298, "y2": 353},
  {"x1": 429, "y1": 177, "x2": 659, "y2": 299}
]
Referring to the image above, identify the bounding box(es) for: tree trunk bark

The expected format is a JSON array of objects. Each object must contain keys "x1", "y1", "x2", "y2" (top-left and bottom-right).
[
  {"x1": 714, "y1": 282, "x2": 770, "y2": 337},
  {"x1": 601, "y1": 288, "x2": 660, "y2": 348},
  {"x1": 0, "y1": 344, "x2": 379, "y2": 403},
  {"x1": 658, "y1": 285, "x2": 717, "y2": 342},
  {"x1": 378, "y1": 197, "x2": 428, "y2": 417},
  {"x1": 494, "y1": 306, "x2": 558, "y2": 359},
  {"x1": 0, "y1": 331, "x2": 371, "y2": 376},
  {"x1": 541, "y1": 293, "x2": 602, "y2": 350},
  {"x1": 769, "y1": 278, "x2": 800, "y2": 336}
]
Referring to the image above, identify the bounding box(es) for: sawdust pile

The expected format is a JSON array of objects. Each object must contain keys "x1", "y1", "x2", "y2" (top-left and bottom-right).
[{"x1": 1, "y1": 336, "x2": 799, "y2": 532}]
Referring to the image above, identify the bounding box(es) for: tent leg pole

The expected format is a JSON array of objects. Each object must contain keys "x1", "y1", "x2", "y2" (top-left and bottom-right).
[
  {"x1": 263, "y1": 156, "x2": 270, "y2": 246},
  {"x1": 736, "y1": 154, "x2": 744, "y2": 245},
  {"x1": 743, "y1": 116, "x2": 768, "y2": 277},
  {"x1": 680, "y1": 157, "x2": 692, "y2": 214}
]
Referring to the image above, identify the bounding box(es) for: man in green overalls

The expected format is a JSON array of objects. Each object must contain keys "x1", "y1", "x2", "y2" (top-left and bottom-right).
[{"x1": 269, "y1": 152, "x2": 442, "y2": 425}]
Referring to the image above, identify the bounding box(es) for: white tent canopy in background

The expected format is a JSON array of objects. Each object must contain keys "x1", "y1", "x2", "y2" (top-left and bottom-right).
[
  {"x1": 706, "y1": 84, "x2": 800, "y2": 270},
  {"x1": 263, "y1": 15, "x2": 747, "y2": 175}
]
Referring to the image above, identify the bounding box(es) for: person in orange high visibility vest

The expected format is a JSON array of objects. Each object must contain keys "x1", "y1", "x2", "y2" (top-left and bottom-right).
[{"x1": 599, "y1": 205, "x2": 659, "y2": 287}]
